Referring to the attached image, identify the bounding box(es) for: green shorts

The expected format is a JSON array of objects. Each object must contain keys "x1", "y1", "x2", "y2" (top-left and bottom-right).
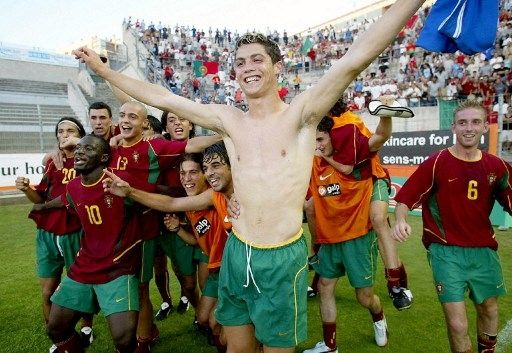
[
  {"x1": 155, "y1": 229, "x2": 197, "y2": 277},
  {"x1": 203, "y1": 271, "x2": 219, "y2": 299},
  {"x1": 36, "y1": 228, "x2": 82, "y2": 278},
  {"x1": 427, "y1": 243, "x2": 506, "y2": 304},
  {"x1": 51, "y1": 274, "x2": 139, "y2": 316},
  {"x1": 194, "y1": 247, "x2": 209, "y2": 264},
  {"x1": 139, "y1": 239, "x2": 156, "y2": 283},
  {"x1": 216, "y1": 231, "x2": 308, "y2": 348},
  {"x1": 371, "y1": 179, "x2": 389, "y2": 203},
  {"x1": 312, "y1": 230, "x2": 378, "y2": 288}
]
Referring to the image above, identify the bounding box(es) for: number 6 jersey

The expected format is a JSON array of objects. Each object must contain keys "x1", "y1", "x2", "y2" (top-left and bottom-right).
[{"x1": 395, "y1": 149, "x2": 512, "y2": 250}]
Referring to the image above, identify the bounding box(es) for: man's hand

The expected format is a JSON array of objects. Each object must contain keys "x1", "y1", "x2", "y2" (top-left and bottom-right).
[
  {"x1": 109, "y1": 134, "x2": 124, "y2": 148},
  {"x1": 163, "y1": 213, "x2": 181, "y2": 232},
  {"x1": 227, "y1": 193, "x2": 240, "y2": 220},
  {"x1": 72, "y1": 47, "x2": 107, "y2": 75},
  {"x1": 15, "y1": 176, "x2": 30, "y2": 192},
  {"x1": 60, "y1": 136, "x2": 80, "y2": 150},
  {"x1": 102, "y1": 169, "x2": 132, "y2": 197},
  {"x1": 393, "y1": 220, "x2": 412, "y2": 242},
  {"x1": 44, "y1": 149, "x2": 66, "y2": 170}
]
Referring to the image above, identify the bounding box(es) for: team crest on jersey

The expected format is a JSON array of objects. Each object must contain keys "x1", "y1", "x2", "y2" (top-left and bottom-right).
[
  {"x1": 435, "y1": 282, "x2": 444, "y2": 295},
  {"x1": 104, "y1": 194, "x2": 114, "y2": 208},
  {"x1": 132, "y1": 151, "x2": 140, "y2": 163},
  {"x1": 318, "y1": 183, "x2": 341, "y2": 197},
  {"x1": 194, "y1": 217, "x2": 211, "y2": 236},
  {"x1": 488, "y1": 173, "x2": 496, "y2": 185}
]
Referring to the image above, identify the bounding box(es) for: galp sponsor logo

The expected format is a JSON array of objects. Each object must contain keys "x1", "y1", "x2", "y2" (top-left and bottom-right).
[
  {"x1": 194, "y1": 217, "x2": 211, "y2": 236},
  {"x1": 318, "y1": 183, "x2": 341, "y2": 197}
]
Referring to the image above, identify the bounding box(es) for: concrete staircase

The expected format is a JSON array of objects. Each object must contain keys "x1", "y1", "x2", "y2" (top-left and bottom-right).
[{"x1": 79, "y1": 81, "x2": 121, "y2": 118}]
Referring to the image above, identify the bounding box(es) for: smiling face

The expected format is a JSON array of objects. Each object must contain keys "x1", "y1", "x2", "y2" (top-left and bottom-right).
[
  {"x1": 180, "y1": 160, "x2": 207, "y2": 196},
  {"x1": 165, "y1": 112, "x2": 192, "y2": 141},
  {"x1": 316, "y1": 130, "x2": 334, "y2": 157},
  {"x1": 118, "y1": 102, "x2": 148, "y2": 144},
  {"x1": 452, "y1": 107, "x2": 488, "y2": 150},
  {"x1": 234, "y1": 43, "x2": 282, "y2": 98},
  {"x1": 73, "y1": 135, "x2": 109, "y2": 174},
  {"x1": 202, "y1": 153, "x2": 232, "y2": 193}
]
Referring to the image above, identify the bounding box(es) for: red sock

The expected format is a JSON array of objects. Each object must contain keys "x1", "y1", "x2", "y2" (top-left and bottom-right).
[
  {"x1": 370, "y1": 309, "x2": 384, "y2": 322},
  {"x1": 322, "y1": 322, "x2": 337, "y2": 350},
  {"x1": 56, "y1": 332, "x2": 84, "y2": 353},
  {"x1": 478, "y1": 333, "x2": 497, "y2": 353},
  {"x1": 385, "y1": 267, "x2": 401, "y2": 290},
  {"x1": 398, "y1": 263, "x2": 408, "y2": 288}
]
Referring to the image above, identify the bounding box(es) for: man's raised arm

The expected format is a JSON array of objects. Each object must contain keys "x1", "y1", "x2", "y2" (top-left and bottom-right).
[
  {"x1": 298, "y1": 0, "x2": 425, "y2": 126},
  {"x1": 73, "y1": 47, "x2": 226, "y2": 133}
]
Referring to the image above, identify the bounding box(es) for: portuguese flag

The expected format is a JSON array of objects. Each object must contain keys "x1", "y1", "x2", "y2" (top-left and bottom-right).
[{"x1": 193, "y1": 60, "x2": 219, "y2": 77}]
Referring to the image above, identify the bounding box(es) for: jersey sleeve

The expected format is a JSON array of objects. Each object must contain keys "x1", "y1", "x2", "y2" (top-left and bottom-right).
[
  {"x1": 330, "y1": 125, "x2": 371, "y2": 165},
  {"x1": 151, "y1": 139, "x2": 187, "y2": 170},
  {"x1": 494, "y1": 158, "x2": 512, "y2": 214},
  {"x1": 34, "y1": 161, "x2": 54, "y2": 198},
  {"x1": 394, "y1": 152, "x2": 440, "y2": 209}
]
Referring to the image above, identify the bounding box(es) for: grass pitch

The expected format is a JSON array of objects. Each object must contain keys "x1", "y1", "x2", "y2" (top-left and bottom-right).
[{"x1": 1, "y1": 203, "x2": 511, "y2": 352}]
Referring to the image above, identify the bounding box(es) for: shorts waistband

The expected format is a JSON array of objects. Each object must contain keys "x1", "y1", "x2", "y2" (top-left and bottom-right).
[{"x1": 231, "y1": 228, "x2": 304, "y2": 249}]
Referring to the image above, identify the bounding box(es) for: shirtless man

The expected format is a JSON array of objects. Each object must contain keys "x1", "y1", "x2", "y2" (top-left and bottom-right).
[{"x1": 74, "y1": 2, "x2": 425, "y2": 351}]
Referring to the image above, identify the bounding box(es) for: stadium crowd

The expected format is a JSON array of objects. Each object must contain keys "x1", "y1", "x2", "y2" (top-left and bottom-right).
[{"x1": 123, "y1": 0, "x2": 512, "y2": 114}]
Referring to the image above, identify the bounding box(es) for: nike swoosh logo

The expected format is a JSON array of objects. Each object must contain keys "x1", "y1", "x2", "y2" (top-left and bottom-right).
[
  {"x1": 364, "y1": 275, "x2": 372, "y2": 280},
  {"x1": 497, "y1": 282, "x2": 504, "y2": 289},
  {"x1": 448, "y1": 178, "x2": 458, "y2": 182},
  {"x1": 319, "y1": 173, "x2": 333, "y2": 181},
  {"x1": 115, "y1": 297, "x2": 126, "y2": 303},
  {"x1": 278, "y1": 332, "x2": 289, "y2": 336}
]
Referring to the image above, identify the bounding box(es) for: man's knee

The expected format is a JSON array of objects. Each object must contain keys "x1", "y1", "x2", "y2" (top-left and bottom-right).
[
  {"x1": 477, "y1": 298, "x2": 498, "y2": 319},
  {"x1": 112, "y1": 329, "x2": 136, "y2": 352},
  {"x1": 370, "y1": 208, "x2": 388, "y2": 229},
  {"x1": 47, "y1": 319, "x2": 70, "y2": 343},
  {"x1": 355, "y1": 287, "x2": 374, "y2": 308},
  {"x1": 318, "y1": 278, "x2": 336, "y2": 296},
  {"x1": 446, "y1": 315, "x2": 469, "y2": 336}
]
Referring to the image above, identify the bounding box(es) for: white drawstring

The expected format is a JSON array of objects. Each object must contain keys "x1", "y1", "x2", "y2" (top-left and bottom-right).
[{"x1": 243, "y1": 241, "x2": 261, "y2": 293}]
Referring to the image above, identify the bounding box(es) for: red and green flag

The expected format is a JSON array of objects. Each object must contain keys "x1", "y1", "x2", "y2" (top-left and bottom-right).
[{"x1": 193, "y1": 60, "x2": 219, "y2": 77}]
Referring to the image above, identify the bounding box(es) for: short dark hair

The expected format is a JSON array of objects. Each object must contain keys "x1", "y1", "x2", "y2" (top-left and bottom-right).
[
  {"x1": 235, "y1": 32, "x2": 282, "y2": 64},
  {"x1": 55, "y1": 117, "x2": 86, "y2": 138},
  {"x1": 204, "y1": 141, "x2": 230, "y2": 167},
  {"x1": 88, "y1": 101, "x2": 112, "y2": 118},
  {"x1": 180, "y1": 153, "x2": 204, "y2": 171},
  {"x1": 147, "y1": 115, "x2": 163, "y2": 134},
  {"x1": 328, "y1": 98, "x2": 348, "y2": 117},
  {"x1": 317, "y1": 116, "x2": 334, "y2": 133}
]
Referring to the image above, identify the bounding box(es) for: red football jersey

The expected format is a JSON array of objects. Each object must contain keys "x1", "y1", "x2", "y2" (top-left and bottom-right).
[
  {"x1": 62, "y1": 172, "x2": 142, "y2": 283},
  {"x1": 29, "y1": 158, "x2": 82, "y2": 235},
  {"x1": 110, "y1": 138, "x2": 187, "y2": 240},
  {"x1": 395, "y1": 149, "x2": 512, "y2": 250}
]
